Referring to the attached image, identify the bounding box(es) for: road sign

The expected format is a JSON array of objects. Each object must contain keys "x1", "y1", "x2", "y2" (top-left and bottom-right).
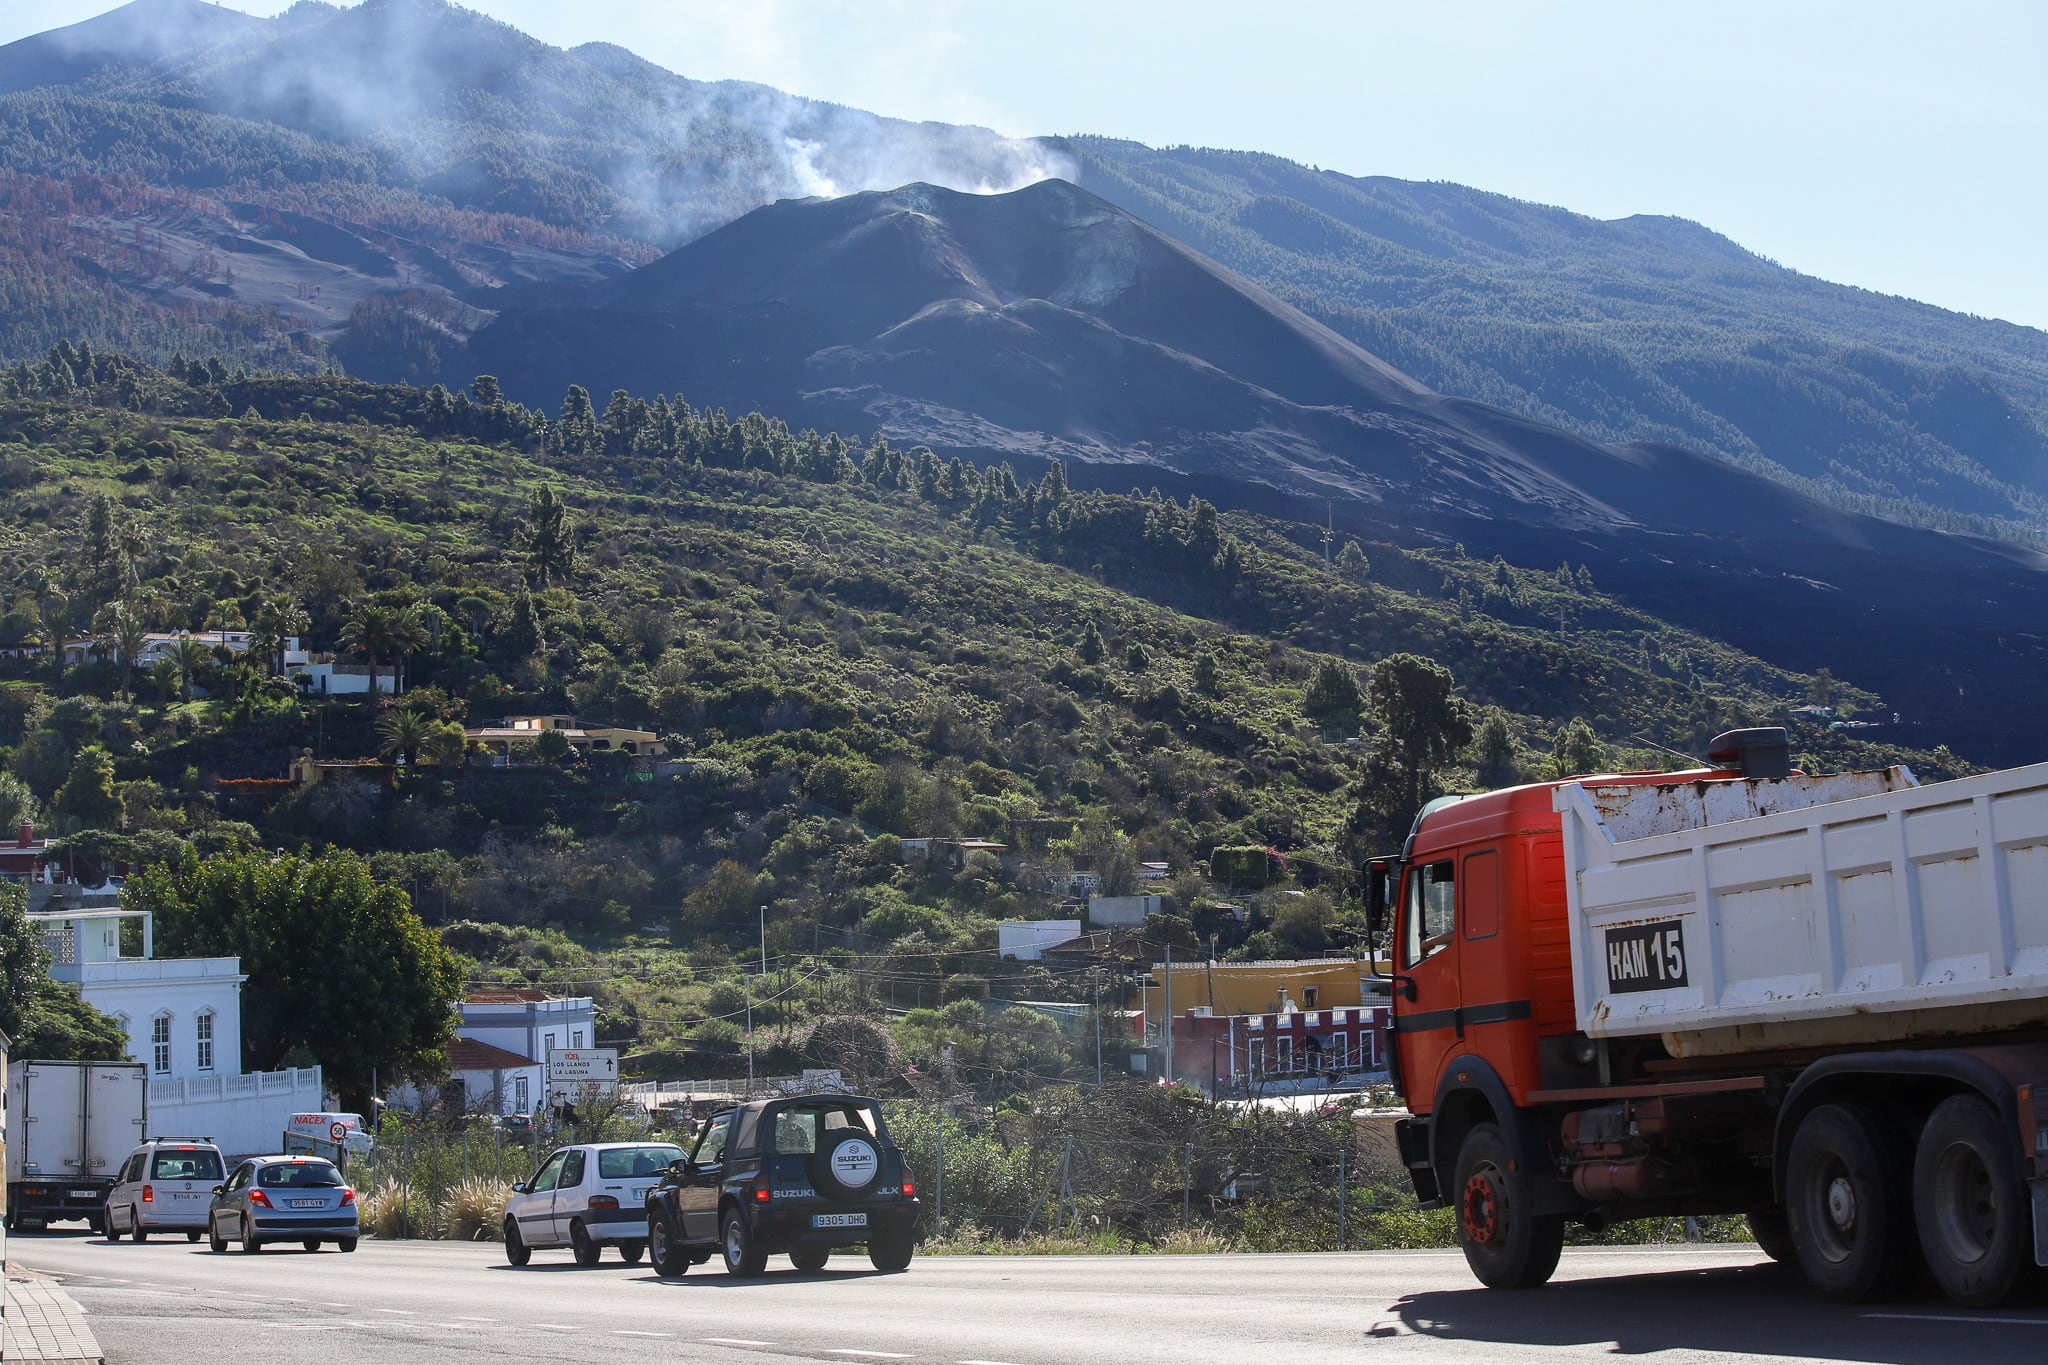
[{"x1": 545, "y1": 1049, "x2": 618, "y2": 1086}]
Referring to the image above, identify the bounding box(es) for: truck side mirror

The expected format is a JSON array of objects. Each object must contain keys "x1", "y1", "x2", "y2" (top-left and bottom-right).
[{"x1": 1365, "y1": 860, "x2": 1392, "y2": 941}]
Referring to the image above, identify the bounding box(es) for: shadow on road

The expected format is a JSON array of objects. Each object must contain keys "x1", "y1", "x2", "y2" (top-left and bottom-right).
[{"x1": 1390, "y1": 1261, "x2": 2048, "y2": 1363}]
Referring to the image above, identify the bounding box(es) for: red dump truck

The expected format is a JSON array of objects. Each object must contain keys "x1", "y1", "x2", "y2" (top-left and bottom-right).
[{"x1": 1368, "y1": 728, "x2": 2048, "y2": 1306}]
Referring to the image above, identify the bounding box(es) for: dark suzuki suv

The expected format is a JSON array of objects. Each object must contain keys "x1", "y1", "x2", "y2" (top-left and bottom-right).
[{"x1": 644, "y1": 1093, "x2": 920, "y2": 1277}]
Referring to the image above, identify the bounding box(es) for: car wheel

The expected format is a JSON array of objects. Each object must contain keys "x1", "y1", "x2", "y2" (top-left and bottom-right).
[
  {"x1": 618, "y1": 1239, "x2": 645, "y2": 1265},
  {"x1": 791, "y1": 1244, "x2": 829, "y2": 1272},
  {"x1": 337, "y1": 1237, "x2": 358, "y2": 1253},
  {"x1": 209, "y1": 1224, "x2": 229, "y2": 1254},
  {"x1": 570, "y1": 1219, "x2": 602, "y2": 1268},
  {"x1": 186, "y1": 1231, "x2": 201, "y2": 1243},
  {"x1": 241, "y1": 1217, "x2": 263, "y2": 1253},
  {"x1": 104, "y1": 1211, "x2": 125, "y2": 1243},
  {"x1": 721, "y1": 1208, "x2": 766, "y2": 1278},
  {"x1": 303, "y1": 1239, "x2": 322, "y2": 1253},
  {"x1": 504, "y1": 1218, "x2": 532, "y2": 1267},
  {"x1": 132, "y1": 1219, "x2": 149, "y2": 1243},
  {"x1": 649, "y1": 1214, "x2": 689, "y2": 1277},
  {"x1": 867, "y1": 1233, "x2": 912, "y2": 1273}
]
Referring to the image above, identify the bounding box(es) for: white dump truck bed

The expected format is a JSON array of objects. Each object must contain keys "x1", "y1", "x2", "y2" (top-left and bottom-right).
[{"x1": 1556, "y1": 762, "x2": 2048, "y2": 1057}]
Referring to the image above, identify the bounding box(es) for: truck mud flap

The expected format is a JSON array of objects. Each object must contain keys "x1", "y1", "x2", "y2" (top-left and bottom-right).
[
  {"x1": 2034, "y1": 1179, "x2": 2048, "y2": 1269},
  {"x1": 1394, "y1": 1118, "x2": 1441, "y2": 1207}
]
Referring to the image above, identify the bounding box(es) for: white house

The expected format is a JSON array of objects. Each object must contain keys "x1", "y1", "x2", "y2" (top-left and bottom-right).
[
  {"x1": 998, "y1": 919, "x2": 1086, "y2": 961},
  {"x1": 61, "y1": 630, "x2": 306, "y2": 669},
  {"x1": 1088, "y1": 894, "x2": 1165, "y2": 928},
  {"x1": 34, "y1": 904, "x2": 321, "y2": 1155},
  {"x1": 289, "y1": 659, "x2": 399, "y2": 695},
  {"x1": 444, "y1": 1038, "x2": 545, "y2": 1117},
  {"x1": 458, "y1": 990, "x2": 598, "y2": 1062}
]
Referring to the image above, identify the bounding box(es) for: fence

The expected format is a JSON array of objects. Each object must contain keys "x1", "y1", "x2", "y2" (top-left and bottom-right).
[{"x1": 346, "y1": 1082, "x2": 1741, "y2": 1252}]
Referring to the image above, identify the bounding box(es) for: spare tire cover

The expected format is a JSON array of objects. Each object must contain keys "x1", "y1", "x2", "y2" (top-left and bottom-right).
[{"x1": 809, "y1": 1129, "x2": 881, "y2": 1196}]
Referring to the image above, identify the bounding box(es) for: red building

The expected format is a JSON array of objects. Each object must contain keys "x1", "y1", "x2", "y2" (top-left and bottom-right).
[{"x1": 1167, "y1": 1004, "x2": 1390, "y2": 1094}]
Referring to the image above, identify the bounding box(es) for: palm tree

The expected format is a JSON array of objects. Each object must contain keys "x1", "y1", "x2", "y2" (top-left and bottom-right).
[
  {"x1": 338, "y1": 604, "x2": 397, "y2": 697},
  {"x1": 169, "y1": 636, "x2": 211, "y2": 703},
  {"x1": 20, "y1": 576, "x2": 73, "y2": 680},
  {"x1": 94, "y1": 601, "x2": 149, "y2": 701},
  {"x1": 375, "y1": 707, "x2": 431, "y2": 769},
  {"x1": 250, "y1": 593, "x2": 311, "y2": 676}
]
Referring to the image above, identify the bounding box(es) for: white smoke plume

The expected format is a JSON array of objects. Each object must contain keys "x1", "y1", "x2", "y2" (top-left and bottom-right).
[{"x1": 103, "y1": 0, "x2": 1076, "y2": 246}]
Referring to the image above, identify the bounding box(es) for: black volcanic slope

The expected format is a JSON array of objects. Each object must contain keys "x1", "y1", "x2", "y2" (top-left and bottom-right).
[
  {"x1": 471, "y1": 180, "x2": 2037, "y2": 570},
  {"x1": 471, "y1": 179, "x2": 2048, "y2": 767}
]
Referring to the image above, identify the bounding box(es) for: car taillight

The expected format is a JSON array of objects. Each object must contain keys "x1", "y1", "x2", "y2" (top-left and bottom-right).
[
  {"x1": 588, "y1": 1195, "x2": 619, "y2": 1211},
  {"x1": 340, "y1": 1188, "x2": 356, "y2": 1207},
  {"x1": 752, "y1": 1186, "x2": 770, "y2": 1203},
  {"x1": 142, "y1": 1184, "x2": 155, "y2": 1203},
  {"x1": 901, "y1": 1179, "x2": 915, "y2": 1198},
  {"x1": 248, "y1": 1189, "x2": 272, "y2": 1208}
]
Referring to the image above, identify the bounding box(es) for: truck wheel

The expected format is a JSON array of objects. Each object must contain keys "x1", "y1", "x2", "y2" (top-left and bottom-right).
[
  {"x1": 1785, "y1": 1103, "x2": 1914, "y2": 1301},
  {"x1": 649, "y1": 1214, "x2": 690, "y2": 1276},
  {"x1": 721, "y1": 1208, "x2": 767, "y2": 1278},
  {"x1": 1913, "y1": 1095, "x2": 2032, "y2": 1307},
  {"x1": 1452, "y1": 1122, "x2": 1564, "y2": 1289},
  {"x1": 1747, "y1": 1211, "x2": 1796, "y2": 1264}
]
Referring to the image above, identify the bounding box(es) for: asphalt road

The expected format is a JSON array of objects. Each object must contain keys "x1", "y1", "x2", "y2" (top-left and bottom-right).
[{"x1": 12, "y1": 1231, "x2": 2048, "y2": 1364}]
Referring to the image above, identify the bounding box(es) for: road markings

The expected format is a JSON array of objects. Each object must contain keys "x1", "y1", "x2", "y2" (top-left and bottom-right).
[
  {"x1": 453, "y1": 1314, "x2": 496, "y2": 1321},
  {"x1": 615, "y1": 1330, "x2": 673, "y2": 1337},
  {"x1": 1865, "y1": 1312, "x2": 2048, "y2": 1327},
  {"x1": 826, "y1": 1352, "x2": 913, "y2": 1360},
  {"x1": 704, "y1": 1338, "x2": 777, "y2": 1347},
  {"x1": 960, "y1": 1359, "x2": 1029, "y2": 1364},
  {"x1": 373, "y1": 1308, "x2": 415, "y2": 1315},
  {"x1": 534, "y1": 1323, "x2": 582, "y2": 1331}
]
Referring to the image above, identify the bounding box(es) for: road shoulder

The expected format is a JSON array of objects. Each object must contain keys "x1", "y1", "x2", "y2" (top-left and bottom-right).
[{"x1": 7, "y1": 1263, "x2": 107, "y2": 1363}]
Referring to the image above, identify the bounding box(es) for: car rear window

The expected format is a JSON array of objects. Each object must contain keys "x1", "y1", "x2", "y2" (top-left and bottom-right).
[
  {"x1": 151, "y1": 1150, "x2": 224, "y2": 1181},
  {"x1": 257, "y1": 1160, "x2": 342, "y2": 1187},
  {"x1": 597, "y1": 1146, "x2": 684, "y2": 1179},
  {"x1": 772, "y1": 1102, "x2": 879, "y2": 1153}
]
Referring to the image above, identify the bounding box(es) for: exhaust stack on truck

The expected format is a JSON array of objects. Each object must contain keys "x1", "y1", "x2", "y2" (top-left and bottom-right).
[{"x1": 1374, "y1": 729, "x2": 2048, "y2": 1307}]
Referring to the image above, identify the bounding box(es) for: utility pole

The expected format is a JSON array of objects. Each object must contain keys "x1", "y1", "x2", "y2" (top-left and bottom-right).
[
  {"x1": 1163, "y1": 942, "x2": 1174, "y2": 1084},
  {"x1": 748, "y1": 905, "x2": 767, "y2": 1094},
  {"x1": 1092, "y1": 969, "x2": 1103, "y2": 1086}
]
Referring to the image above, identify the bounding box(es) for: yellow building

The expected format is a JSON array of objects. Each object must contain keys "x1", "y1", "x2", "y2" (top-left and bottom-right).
[
  {"x1": 463, "y1": 715, "x2": 665, "y2": 760},
  {"x1": 1142, "y1": 958, "x2": 1370, "y2": 1017}
]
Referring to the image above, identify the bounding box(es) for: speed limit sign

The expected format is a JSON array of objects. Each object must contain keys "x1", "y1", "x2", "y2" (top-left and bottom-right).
[{"x1": 329, "y1": 1120, "x2": 348, "y2": 1141}]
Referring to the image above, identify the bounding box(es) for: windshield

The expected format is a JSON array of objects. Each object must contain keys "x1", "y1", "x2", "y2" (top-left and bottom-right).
[
  {"x1": 258, "y1": 1160, "x2": 343, "y2": 1188},
  {"x1": 151, "y1": 1150, "x2": 224, "y2": 1182},
  {"x1": 597, "y1": 1145, "x2": 684, "y2": 1179}
]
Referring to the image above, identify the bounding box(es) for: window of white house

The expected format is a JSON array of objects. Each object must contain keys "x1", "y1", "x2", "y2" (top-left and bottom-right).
[
  {"x1": 195, "y1": 1011, "x2": 215, "y2": 1072},
  {"x1": 543, "y1": 1031, "x2": 557, "y2": 1055},
  {"x1": 570, "y1": 1029, "x2": 585, "y2": 1048},
  {"x1": 513, "y1": 1075, "x2": 530, "y2": 1113},
  {"x1": 151, "y1": 1015, "x2": 172, "y2": 1075}
]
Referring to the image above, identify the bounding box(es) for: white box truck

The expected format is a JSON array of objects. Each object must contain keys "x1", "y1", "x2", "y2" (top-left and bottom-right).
[
  {"x1": 1369, "y1": 729, "x2": 2048, "y2": 1308},
  {"x1": 5, "y1": 1060, "x2": 148, "y2": 1232}
]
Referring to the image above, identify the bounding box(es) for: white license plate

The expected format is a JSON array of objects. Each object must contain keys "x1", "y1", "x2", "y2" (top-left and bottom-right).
[
  {"x1": 172, "y1": 1192, "x2": 201, "y2": 1200},
  {"x1": 289, "y1": 1199, "x2": 325, "y2": 1209},
  {"x1": 812, "y1": 1212, "x2": 867, "y2": 1228},
  {"x1": 71, "y1": 1190, "x2": 96, "y2": 1200}
]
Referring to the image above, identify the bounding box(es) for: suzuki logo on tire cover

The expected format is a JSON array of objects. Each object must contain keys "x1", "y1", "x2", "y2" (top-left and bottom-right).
[{"x1": 830, "y1": 1138, "x2": 879, "y2": 1187}]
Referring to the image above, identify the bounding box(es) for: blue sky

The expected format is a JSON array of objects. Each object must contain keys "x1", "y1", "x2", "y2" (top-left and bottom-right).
[{"x1": 8, "y1": 0, "x2": 2045, "y2": 330}]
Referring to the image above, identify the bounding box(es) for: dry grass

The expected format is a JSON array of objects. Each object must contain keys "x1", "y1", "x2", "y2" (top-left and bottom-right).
[
  {"x1": 359, "y1": 1179, "x2": 431, "y2": 1240},
  {"x1": 437, "y1": 1176, "x2": 513, "y2": 1242}
]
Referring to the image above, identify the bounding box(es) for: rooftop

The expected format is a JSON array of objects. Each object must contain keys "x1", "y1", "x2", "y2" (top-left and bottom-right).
[{"x1": 447, "y1": 1038, "x2": 540, "y2": 1071}]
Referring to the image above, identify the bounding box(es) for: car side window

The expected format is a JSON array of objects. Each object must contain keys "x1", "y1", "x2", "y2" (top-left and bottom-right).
[
  {"x1": 558, "y1": 1150, "x2": 586, "y2": 1188},
  {"x1": 226, "y1": 1163, "x2": 253, "y2": 1193},
  {"x1": 530, "y1": 1151, "x2": 568, "y2": 1193},
  {"x1": 692, "y1": 1113, "x2": 733, "y2": 1167},
  {"x1": 122, "y1": 1154, "x2": 145, "y2": 1183}
]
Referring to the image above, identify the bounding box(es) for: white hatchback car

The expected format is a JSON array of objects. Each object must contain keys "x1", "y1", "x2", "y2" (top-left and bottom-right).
[
  {"x1": 104, "y1": 1138, "x2": 228, "y2": 1242},
  {"x1": 504, "y1": 1141, "x2": 685, "y2": 1267}
]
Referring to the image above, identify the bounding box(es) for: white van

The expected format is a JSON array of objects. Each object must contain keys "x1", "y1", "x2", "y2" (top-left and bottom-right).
[
  {"x1": 104, "y1": 1137, "x2": 227, "y2": 1241},
  {"x1": 283, "y1": 1112, "x2": 375, "y2": 1157}
]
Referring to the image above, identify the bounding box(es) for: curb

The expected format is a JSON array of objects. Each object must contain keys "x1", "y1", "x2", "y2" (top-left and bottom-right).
[{"x1": 5, "y1": 1269, "x2": 106, "y2": 1363}]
